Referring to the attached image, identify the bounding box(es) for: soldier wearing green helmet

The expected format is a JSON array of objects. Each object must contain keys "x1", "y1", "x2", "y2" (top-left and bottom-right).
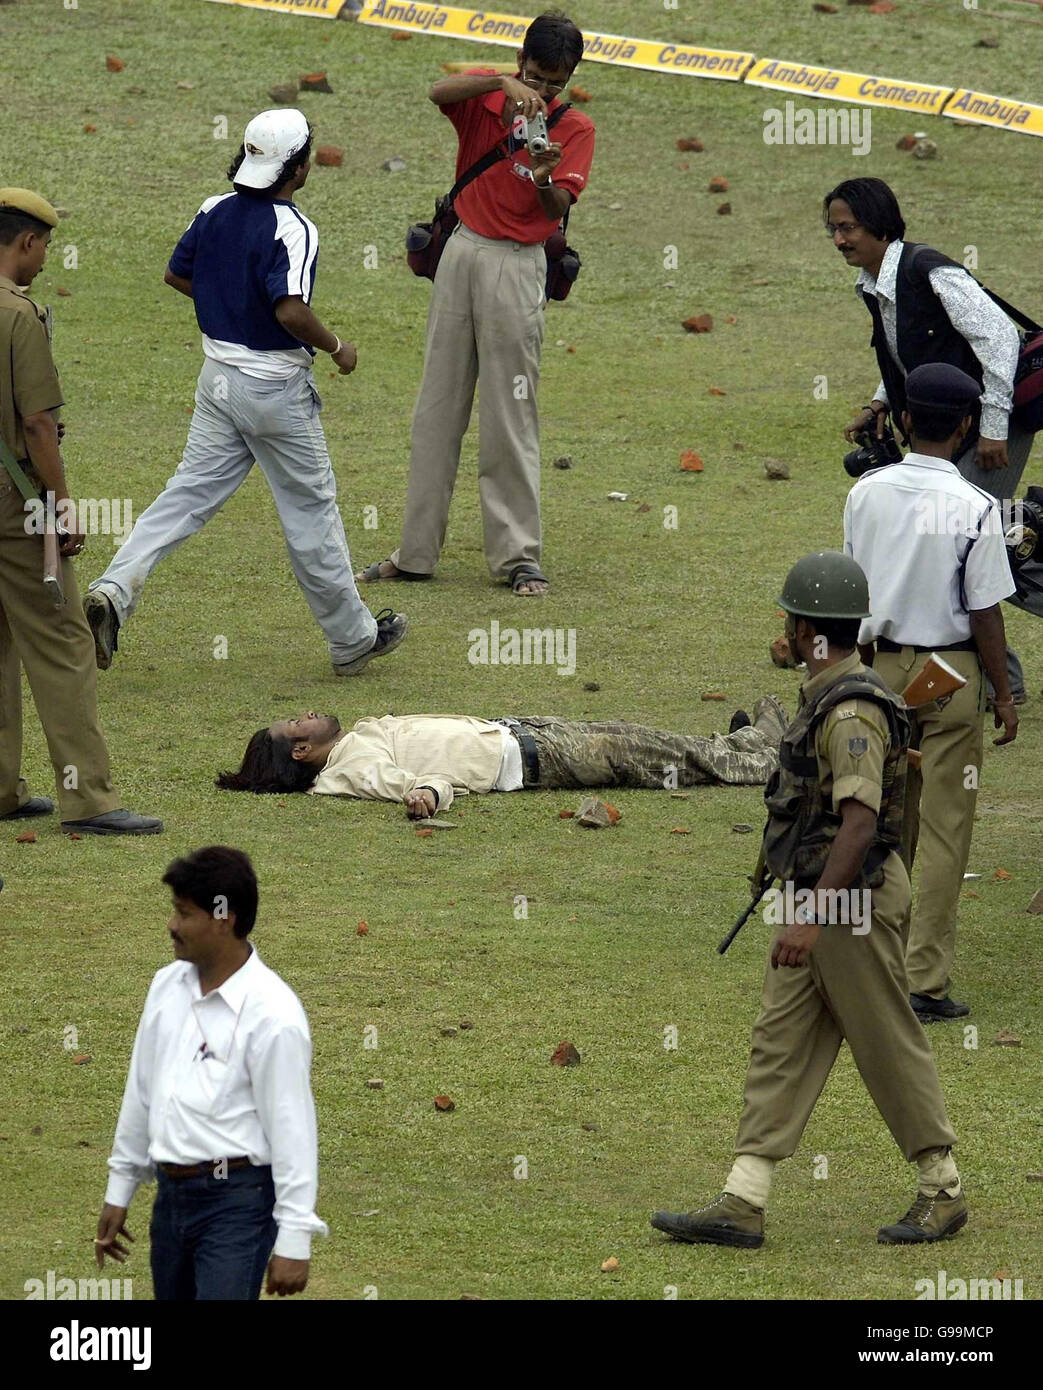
[{"x1": 652, "y1": 551, "x2": 965, "y2": 1251}]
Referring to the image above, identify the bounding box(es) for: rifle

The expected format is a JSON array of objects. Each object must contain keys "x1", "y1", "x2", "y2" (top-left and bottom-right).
[{"x1": 718, "y1": 859, "x2": 775, "y2": 956}]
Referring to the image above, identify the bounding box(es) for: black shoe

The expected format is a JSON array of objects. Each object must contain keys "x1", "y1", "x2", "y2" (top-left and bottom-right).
[
  {"x1": 729, "y1": 710, "x2": 751, "y2": 733},
  {"x1": 83, "y1": 592, "x2": 120, "y2": 670},
  {"x1": 911, "y1": 992, "x2": 970, "y2": 1022},
  {"x1": 61, "y1": 809, "x2": 163, "y2": 836},
  {"x1": 333, "y1": 610, "x2": 409, "y2": 676},
  {"x1": 0, "y1": 796, "x2": 55, "y2": 820}
]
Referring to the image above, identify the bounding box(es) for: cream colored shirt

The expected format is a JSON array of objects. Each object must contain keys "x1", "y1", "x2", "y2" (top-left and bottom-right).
[{"x1": 307, "y1": 715, "x2": 512, "y2": 810}]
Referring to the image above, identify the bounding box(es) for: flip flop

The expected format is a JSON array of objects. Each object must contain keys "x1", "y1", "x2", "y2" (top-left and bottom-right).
[
  {"x1": 509, "y1": 564, "x2": 549, "y2": 596},
  {"x1": 357, "y1": 559, "x2": 431, "y2": 582}
]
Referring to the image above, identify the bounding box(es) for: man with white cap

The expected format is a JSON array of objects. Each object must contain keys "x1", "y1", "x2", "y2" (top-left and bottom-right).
[{"x1": 85, "y1": 110, "x2": 407, "y2": 677}]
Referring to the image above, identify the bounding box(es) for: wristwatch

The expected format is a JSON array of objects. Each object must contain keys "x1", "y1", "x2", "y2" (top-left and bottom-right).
[{"x1": 794, "y1": 904, "x2": 825, "y2": 926}]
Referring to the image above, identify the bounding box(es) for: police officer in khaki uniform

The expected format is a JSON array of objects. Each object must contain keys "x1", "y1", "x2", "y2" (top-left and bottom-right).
[
  {"x1": 652, "y1": 553, "x2": 965, "y2": 1249},
  {"x1": 844, "y1": 363, "x2": 1018, "y2": 1022},
  {"x1": 0, "y1": 189, "x2": 160, "y2": 834}
]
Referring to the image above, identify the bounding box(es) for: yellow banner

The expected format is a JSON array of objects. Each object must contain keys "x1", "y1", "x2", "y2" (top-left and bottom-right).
[
  {"x1": 358, "y1": 3, "x2": 753, "y2": 80},
  {"x1": 747, "y1": 58, "x2": 951, "y2": 115},
  {"x1": 943, "y1": 88, "x2": 1043, "y2": 137},
  {"x1": 204, "y1": 0, "x2": 348, "y2": 18}
]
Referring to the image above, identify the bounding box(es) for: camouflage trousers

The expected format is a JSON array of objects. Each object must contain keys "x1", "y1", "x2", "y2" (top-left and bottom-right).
[{"x1": 511, "y1": 716, "x2": 780, "y2": 790}]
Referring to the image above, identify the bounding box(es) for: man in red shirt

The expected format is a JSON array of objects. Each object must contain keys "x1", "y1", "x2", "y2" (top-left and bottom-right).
[{"x1": 358, "y1": 10, "x2": 595, "y2": 596}]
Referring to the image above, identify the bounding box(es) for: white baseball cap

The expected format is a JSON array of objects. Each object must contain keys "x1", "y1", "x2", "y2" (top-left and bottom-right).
[{"x1": 235, "y1": 109, "x2": 311, "y2": 190}]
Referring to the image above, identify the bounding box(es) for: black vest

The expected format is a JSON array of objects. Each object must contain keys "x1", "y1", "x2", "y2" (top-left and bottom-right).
[{"x1": 858, "y1": 242, "x2": 983, "y2": 444}]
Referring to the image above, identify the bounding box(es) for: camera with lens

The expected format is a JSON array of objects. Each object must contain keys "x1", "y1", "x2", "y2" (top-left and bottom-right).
[
  {"x1": 524, "y1": 111, "x2": 550, "y2": 156},
  {"x1": 1003, "y1": 485, "x2": 1043, "y2": 599},
  {"x1": 843, "y1": 417, "x2": 904, "y2": 478}
]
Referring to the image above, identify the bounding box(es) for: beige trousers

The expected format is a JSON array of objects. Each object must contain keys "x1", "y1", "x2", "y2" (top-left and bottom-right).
[
  {"x1": 391, "y1": 222, "x2": 547, "y2": 580},
  {"x1": 735, "y1": 852, "x2": 957, "y2": 1163},
  {"x1": 0, "y1": 479, "x2": 120, "y2": 820},
  {"x1": 875, "y1": 647, "x2": 984, "y2": 999}
]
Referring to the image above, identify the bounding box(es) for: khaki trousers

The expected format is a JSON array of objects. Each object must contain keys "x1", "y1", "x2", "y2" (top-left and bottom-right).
[
  {"x1": 875, "y1": 647, "x2": 984, "y2": 999},
  {"x1": 391, "y1": 222, "x2": 547, "y2": 580},
  {"x1": 735, "y1": 853, "x2": 957, "y2": 1162},
  {"x1": 0, "y1": 480, "x2": 119, "y2": 820}
]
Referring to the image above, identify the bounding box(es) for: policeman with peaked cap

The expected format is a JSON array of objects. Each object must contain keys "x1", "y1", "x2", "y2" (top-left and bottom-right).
[
  {"x1": 652, "y1": 552, "x2": 965, "y2": 1250},
  {"x1": 0, "y1": 188, "x2": 161, "y2": 834},
  {"x1": 844, "y1": 362, "x2": 1017, "y2": 1023}
]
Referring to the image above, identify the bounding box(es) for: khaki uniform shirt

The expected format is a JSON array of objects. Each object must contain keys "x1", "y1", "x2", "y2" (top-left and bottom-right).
[
  {"x1": 800, "y1": 650, "x2": 890, "y2": 815},
  {"x1": 0, "y1": 274, "x2": 63, "y2": 463},
  {"x1": 307, "y1": 715, "x2": 506, "y2": 810}
]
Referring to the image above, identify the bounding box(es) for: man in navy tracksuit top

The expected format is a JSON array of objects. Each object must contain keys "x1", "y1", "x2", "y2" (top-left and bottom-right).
[{"x1": 85, "y1": 109, "x2": 407, "y2": 677}]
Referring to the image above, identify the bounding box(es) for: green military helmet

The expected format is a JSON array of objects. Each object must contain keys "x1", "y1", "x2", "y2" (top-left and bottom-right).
[{"x1": 776, "y1": 551, "x2": 871, "y2": 620}]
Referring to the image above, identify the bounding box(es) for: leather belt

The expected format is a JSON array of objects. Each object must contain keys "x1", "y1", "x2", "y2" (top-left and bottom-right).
[
  {"x1": 158, "y1": 1156, "x2": 251, "y2": 1180},
  {"x1": 502, "y1": 720, "x2": 540, "y2": 786},
  {"x1": 876, "y1": 637, "x2": 976, "y2": 654}
]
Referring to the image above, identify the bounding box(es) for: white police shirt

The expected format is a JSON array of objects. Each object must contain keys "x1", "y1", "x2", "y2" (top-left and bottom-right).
[
  {"x1": 844, "y1": 452, "x2": 1016, "y2": 647},
  {"x1": 105, "y1": 945, "x2": 328, "y2": 1260}
]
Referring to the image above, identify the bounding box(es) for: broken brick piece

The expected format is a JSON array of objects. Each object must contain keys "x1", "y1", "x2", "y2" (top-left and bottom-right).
[
  {"x1": 896, "y1": 134, "x2": 917, "y2": 151},
  {"x1": 315, "y1": 146, "x2": 343, "y2": 167},
  {"x1": 717, "y1": 202, "x2": 732, "y2": 215},
  {"x1": 770, "y1": 635, "x2": 801, "y2": 669},
  {"x1": 299, "y1": 72, "x2": 333, "y2": 93},
  {"x1": 15, "y1": 831, "x2": 36, "y2": 844},
  {"x1": 708, "y1": 176, "x2": 729, "y2": 192},
  {"x1": 682, "y1": 313, "x2": 713, "y2": 334},
  {"x1": 356, "y1": 921, "x2": 369, "y2": 936},
  {"x1": 676, "y1": 137, "x2": 704, "y2": 151},
  {"x1": 670, "y1": 827, "x2": 690, "y2": 835},
  {"x1": 416, "y1": 827, "x2": 434, "y2": 838},
  {"x1": 680, "y1": 450, "x2": 704, "y2": 472},
  {"x1": 701, "y1": 692, "x2": 726, "y2": 701},
  {"x1": 709, "y1": 387, "x2": 727, "y2": 396},
  {"x1": 106, "y1": 55, "x2": 125, "y2": 72},
  {"x1": 558, "y1": 809, "x2": 575, "y2": 818},
  {"x1": 570, "y1": 85, "x2": 592, "y2": 102},
  {"x1": 551, "y1": 1041, "x2": 581, "y2": 1067},
  {"x1": 434, "y1": 1095, "x2": 455, "y2": 1111},
  {"x1": 994, "y1": 867, "x2": 1012, "y2": 881},
  {"x1": 600, "y1": 1257, "x2": 620, "y2": 1272}
]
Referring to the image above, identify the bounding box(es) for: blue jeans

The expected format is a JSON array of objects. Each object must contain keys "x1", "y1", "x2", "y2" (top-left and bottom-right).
[{"x1": 149, "y1": 1163, "x2": 277, "y2": 1301}]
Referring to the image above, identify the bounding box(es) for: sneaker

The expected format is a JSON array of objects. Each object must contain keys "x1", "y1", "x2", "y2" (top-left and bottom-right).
[
  {"x1": 878, "y1": 1189, "x2": 967, "y2": 1244},
  {"x1": 911, "y1": 992, "x2": 970, "y2": 1022},
  {"x1": 651, "y1": 1192, "x2": 765, "y2": 1248},
  {"x1": 83, "y1": 592, "x2": 120, "y2": 670},
  {"x1": 61, "y1": 809, "x2": 163, "y2": 836},
  {"x1": 332, "y1": 610, "x2": 408, "y2": 677}
]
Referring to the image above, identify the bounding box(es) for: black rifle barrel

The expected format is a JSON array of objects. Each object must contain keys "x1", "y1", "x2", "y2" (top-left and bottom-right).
[{"x1": 717, "y1": 877, "x2": 775, "y2": 956}]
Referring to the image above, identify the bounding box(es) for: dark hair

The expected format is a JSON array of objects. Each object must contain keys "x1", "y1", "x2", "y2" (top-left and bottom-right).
[
  {"x1": 906, "y1": 400, "x2": 973, "y2": 444},
  {"x1": 227, "y1": 125, "x2": 314, "y2": 198},
  {"x1": 823, "y1": 177, "x2": 906, "y2": 242},
  {"x1": 216, "y1": 729, "x2": 319, "y2": 794},
  {"x1": 800, "y1": 615, "x2": 862, "y2": 652},
  {"x1": 162, "y1": 846, "x2": 259, "y2": 938},
  {"x1": 0, "y1": 209, "x2": 51, "y2": 245},
  {"x1": 523, "y1": 9, "x2": 584, "y2": 71}
]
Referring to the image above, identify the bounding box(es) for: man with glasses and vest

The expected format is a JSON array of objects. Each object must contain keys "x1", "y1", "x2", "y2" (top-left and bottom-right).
[
  {"x1": 652, "y1": 552, "x2": 965, "y2": 1251},
  {"x1": 357, "y1": 10, "x2": 595, "y2": 597},
  {"x1": 844, "y1": 363, "x2": 1018, "y2": 1024},
  {"x1": 826, "y1": 176, "x2": 1037, "y2": 704}
]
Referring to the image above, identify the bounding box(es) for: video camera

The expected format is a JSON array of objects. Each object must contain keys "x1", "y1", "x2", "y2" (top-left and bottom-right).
[
  {"x1": 843, "y1": 418, "x2": 904, "y2": 478},
  {"x1": 1004, "y1": 485, "x2": 1043, "y2": 599}
]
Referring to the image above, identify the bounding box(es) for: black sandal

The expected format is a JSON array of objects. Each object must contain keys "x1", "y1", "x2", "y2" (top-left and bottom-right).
[
  {"x1": 509, "y1": 564, "x2": 549, "y2": 596},
  {"x1": 357, "y1": 559, "x2": 431, "y2": 582}
]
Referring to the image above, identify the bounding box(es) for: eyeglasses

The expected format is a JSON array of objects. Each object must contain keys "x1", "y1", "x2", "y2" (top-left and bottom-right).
[
  {"x1": 825, "y1": 221, "x2": 862, "y2": 237},
  {"x1": 521, "y1": 67, "x2": 568, "y2": 95}
]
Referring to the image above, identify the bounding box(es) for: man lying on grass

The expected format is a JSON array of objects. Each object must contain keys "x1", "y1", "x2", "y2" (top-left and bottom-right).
[{"x1": 216, "y1": 702, "x2": 787, "y2": 816}]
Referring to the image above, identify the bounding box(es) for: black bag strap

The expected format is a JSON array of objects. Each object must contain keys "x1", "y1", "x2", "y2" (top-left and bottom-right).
[
  {"x1": 908, "y1": 243, "x2": 1043, "y2": 335},
  {"x1": 446, "y1": 102, "x2": 572, "y2": 207}
]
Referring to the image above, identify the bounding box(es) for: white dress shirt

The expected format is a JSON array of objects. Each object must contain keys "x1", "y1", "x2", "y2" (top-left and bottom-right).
[
  {"x1": 856, "y1": 239, "x2": 1020, "y2": 441},
  {"x1": 105, "y1": 945, "x2": 328, "y2": 1261},
  {"x1": 844, "y1": 452, "x2": 1015, "y2": 646}
]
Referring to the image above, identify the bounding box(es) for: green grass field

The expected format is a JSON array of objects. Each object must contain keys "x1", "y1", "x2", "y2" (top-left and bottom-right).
[{"x1": 1, "y1": 0, "x2": 1040, "y2": 1301}]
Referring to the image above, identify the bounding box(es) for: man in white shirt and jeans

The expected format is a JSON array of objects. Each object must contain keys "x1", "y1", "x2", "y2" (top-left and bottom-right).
[
  {"x1": 95, "y1": 846, "x2": 326, "y2": 1299},
  {"x1": 844, "y1": 363, "x2": 1018, "y2": 1024}
]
